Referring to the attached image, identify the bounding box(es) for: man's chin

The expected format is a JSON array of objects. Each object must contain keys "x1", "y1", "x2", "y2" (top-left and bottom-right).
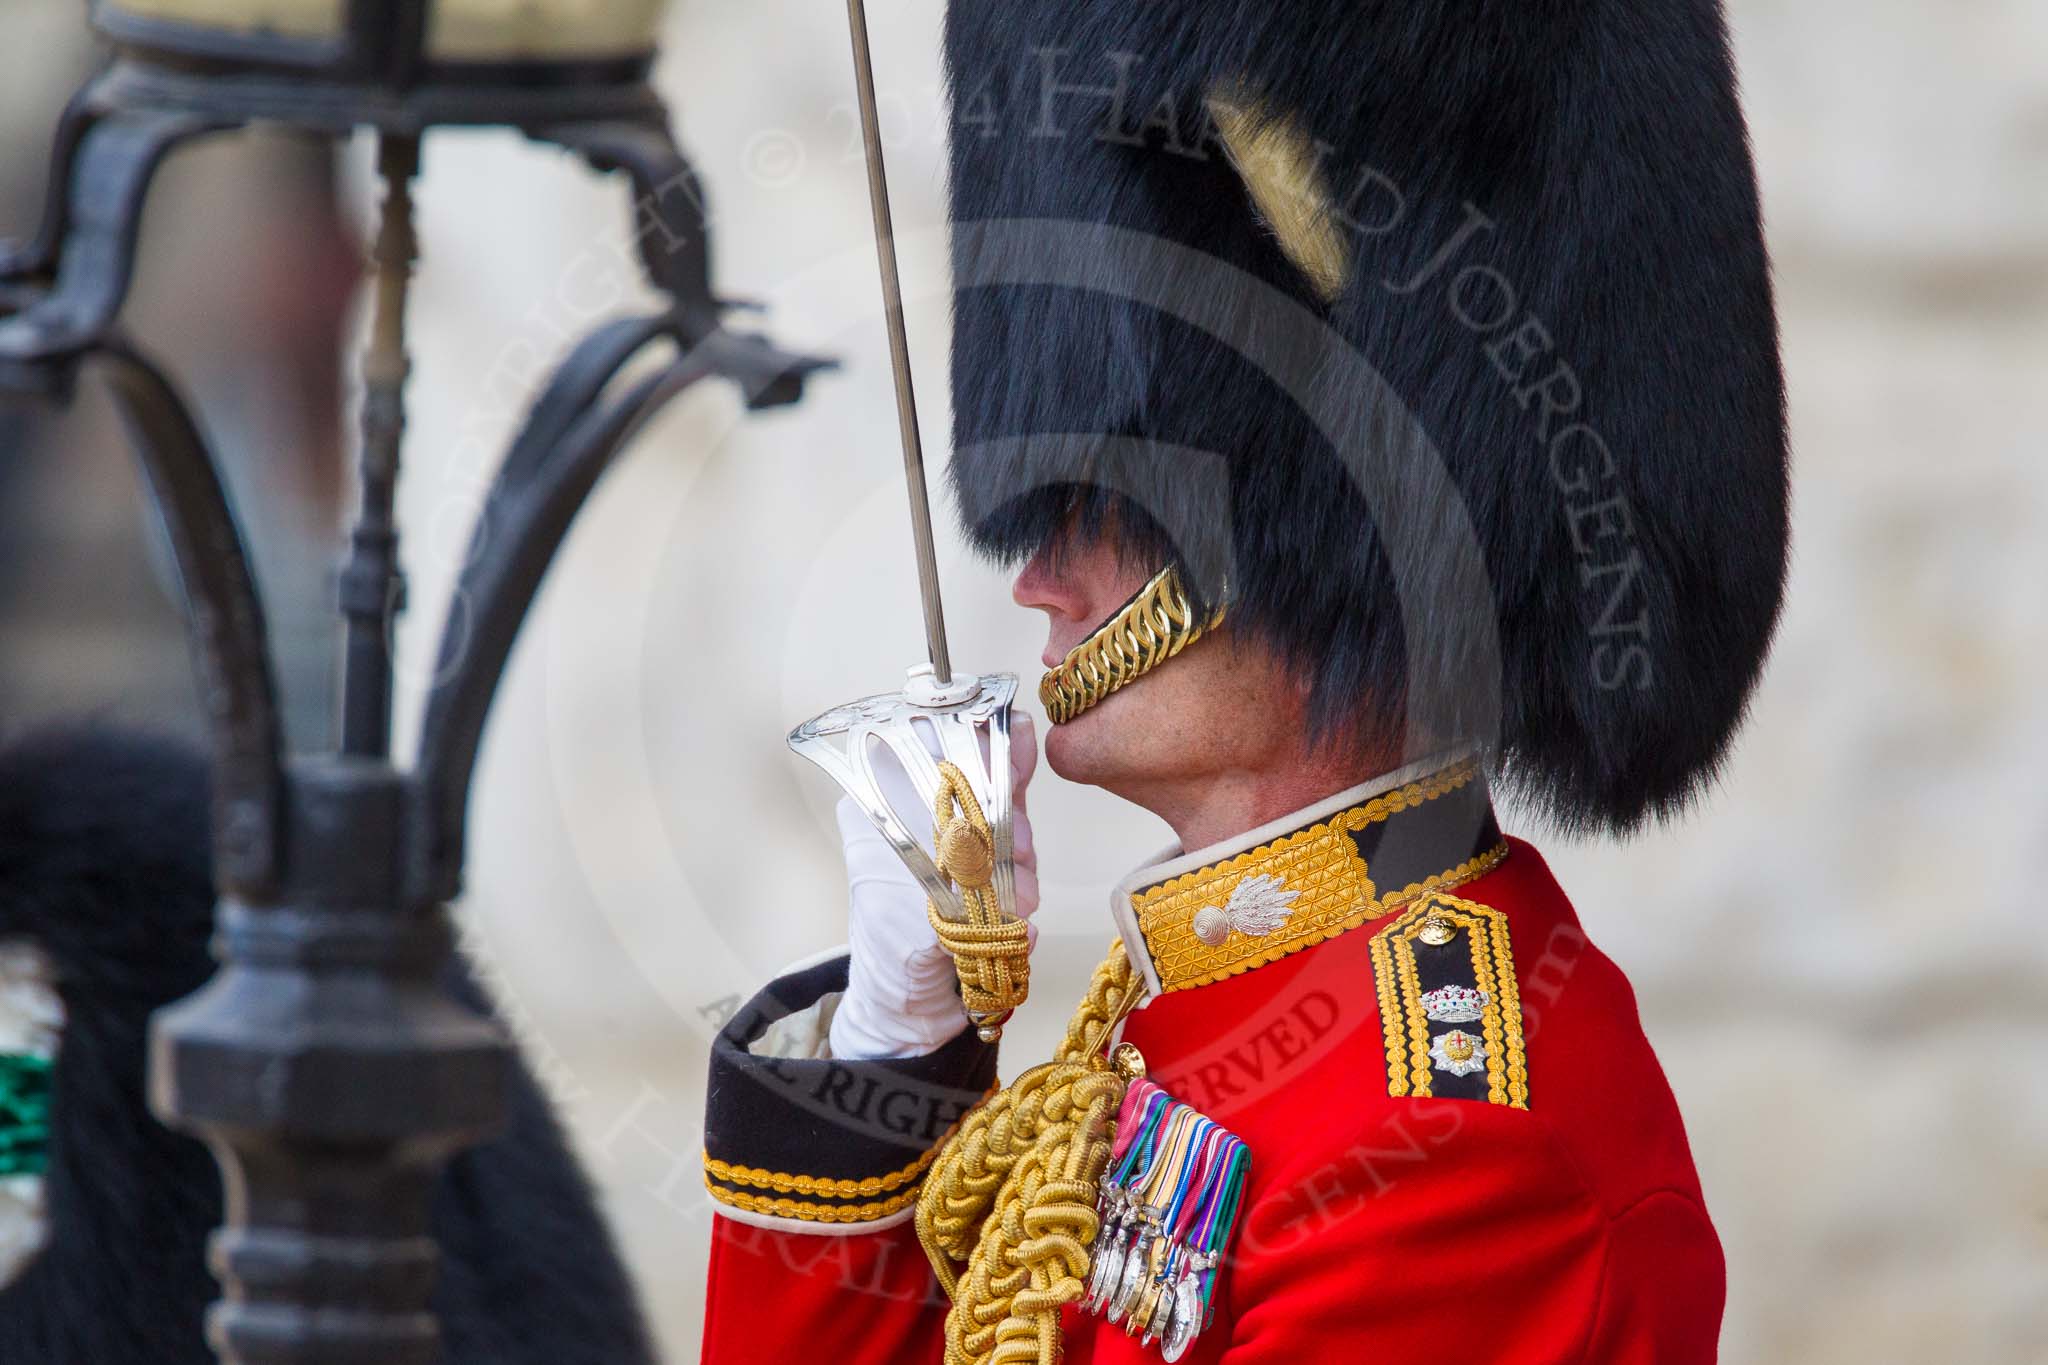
[
  {"x1": 1041, "y1": 696, "x2": 1135, "y2": 787},
  {"x1": 1042, "y1": 715, "x2": 1083, "y2": 780}
]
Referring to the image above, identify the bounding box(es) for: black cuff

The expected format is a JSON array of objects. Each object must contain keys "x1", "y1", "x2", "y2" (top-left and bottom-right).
[{"x1": 702, "y1": 954, "x2": 997, "y2": 1228}]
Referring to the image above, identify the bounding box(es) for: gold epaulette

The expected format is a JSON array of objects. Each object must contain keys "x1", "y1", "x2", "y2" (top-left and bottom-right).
[{"x1": 1369, "y1": 893, "x2": 1530, "y2": 1110}]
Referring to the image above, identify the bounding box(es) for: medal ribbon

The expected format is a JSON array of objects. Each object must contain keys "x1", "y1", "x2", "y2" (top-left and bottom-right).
[
  {"x1": 0, "y1": 1054, "x2": 53, "y2": 1178},
  {"x1": 1085, "y1": 1073, "x2": 1252, "y2": 1357}
]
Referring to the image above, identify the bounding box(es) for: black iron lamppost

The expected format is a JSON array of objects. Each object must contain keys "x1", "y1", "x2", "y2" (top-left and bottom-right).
[{"x1": 0, "y1": 4, "x2": 825, "y2": 1361}]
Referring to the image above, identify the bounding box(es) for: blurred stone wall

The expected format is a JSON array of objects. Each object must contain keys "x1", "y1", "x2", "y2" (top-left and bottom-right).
[{"x1": 0, "y1": 1, "x2": 2041, "y2": 1361}]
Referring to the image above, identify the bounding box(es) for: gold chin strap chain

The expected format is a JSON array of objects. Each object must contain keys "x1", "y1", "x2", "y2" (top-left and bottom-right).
[
  {"x1": 1039, "y1": 566, "x2": 1227, "y2": 726},
  {"x1": 917, "y1": 942, "x2": 1145, "y2": 1365},
  {"x1": 929, "y1": 761, "x2": 1033, "y2": 1043}
]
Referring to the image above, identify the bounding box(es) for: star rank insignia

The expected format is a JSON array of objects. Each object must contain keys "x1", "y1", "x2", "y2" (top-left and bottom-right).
[{"x1": 1429, "y1": 1029, "x2": 1489, "y2": 1078}]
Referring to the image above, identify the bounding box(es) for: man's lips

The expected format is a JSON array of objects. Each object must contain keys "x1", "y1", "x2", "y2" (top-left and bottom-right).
[{"x1": 1043, "y1": 612, "x2": 1111, "y2": 669}]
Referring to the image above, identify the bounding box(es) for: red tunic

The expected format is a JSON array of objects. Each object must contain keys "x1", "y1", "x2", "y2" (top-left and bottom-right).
[{"x1": 700, "y1": 766, "x2": 1722, "y2": 1364}]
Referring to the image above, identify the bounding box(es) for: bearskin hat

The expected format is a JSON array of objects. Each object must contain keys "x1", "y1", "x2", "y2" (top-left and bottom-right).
[{"x1": 945, "y1": 1, "x2": 1789, "y2": 832}]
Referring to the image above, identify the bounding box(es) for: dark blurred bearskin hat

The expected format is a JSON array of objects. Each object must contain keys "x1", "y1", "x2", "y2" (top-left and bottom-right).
[{"x1": 945, "y1": 1, "x2": 1789, "y2": 832}]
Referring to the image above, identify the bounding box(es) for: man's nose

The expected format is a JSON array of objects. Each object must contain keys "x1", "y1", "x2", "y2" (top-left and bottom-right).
[{"x1": 1012, "y1": 543, "x2": 1077, "y2": 617}]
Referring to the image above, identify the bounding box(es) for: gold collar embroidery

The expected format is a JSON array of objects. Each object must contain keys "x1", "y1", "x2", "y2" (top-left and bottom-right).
[{"x1": 1112, "y1": 757, "x2": 1508, "y2": 995}]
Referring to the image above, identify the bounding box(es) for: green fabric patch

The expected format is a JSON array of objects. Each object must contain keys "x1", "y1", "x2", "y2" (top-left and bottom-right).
[{"x1": 0, "y1": 1054, "x2": 52, "y2": 1177}]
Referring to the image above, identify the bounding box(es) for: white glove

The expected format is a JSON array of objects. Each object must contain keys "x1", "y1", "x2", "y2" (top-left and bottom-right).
[{"x1": 829, "y1": 714, "x2": 1039, "y2": 1060}]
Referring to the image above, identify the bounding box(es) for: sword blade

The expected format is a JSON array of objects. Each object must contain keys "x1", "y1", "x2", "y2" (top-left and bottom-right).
[{"x1": 845, "y1": 0, "x2": 952, "y2": 684}]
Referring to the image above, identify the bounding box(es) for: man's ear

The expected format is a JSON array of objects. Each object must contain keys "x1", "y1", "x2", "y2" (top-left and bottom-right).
[{"x1": 1206, "y1": 87, "x2": 1352, "y2": 302}]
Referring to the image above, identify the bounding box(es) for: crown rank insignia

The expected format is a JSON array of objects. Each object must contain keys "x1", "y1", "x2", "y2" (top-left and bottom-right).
[{"x1": 1419, "y1": 984, "x2": 1489, "y2": 1024}]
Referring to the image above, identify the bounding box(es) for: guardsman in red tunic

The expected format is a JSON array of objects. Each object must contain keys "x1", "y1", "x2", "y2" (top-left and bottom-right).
[{"x1": 701, "y1": 1, "x2": 1785, "y2": 1361}]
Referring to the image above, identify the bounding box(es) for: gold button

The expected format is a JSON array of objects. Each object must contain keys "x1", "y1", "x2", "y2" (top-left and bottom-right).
[{"x1": 1418, "y1": 917, "x2": 1456, "y2": 947}]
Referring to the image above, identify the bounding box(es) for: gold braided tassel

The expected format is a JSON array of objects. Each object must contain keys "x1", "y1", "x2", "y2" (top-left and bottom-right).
[
  {"x1": 929, "y1": 761, "x2": 1032, "y2": 1037},
  {"x1": 917, "y1": 944, "x2": 1144, "y2": 1365}
]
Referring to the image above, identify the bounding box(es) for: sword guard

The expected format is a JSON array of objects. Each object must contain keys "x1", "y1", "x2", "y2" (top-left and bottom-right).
[{"x1": 788, "y1": 669, "x2": 1022, "y2": 926}]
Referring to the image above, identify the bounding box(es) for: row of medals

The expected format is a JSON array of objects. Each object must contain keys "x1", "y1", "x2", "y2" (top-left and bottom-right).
[{"x1": 1082, "y1": 1182, "x2": 1217, "y2": 1362}]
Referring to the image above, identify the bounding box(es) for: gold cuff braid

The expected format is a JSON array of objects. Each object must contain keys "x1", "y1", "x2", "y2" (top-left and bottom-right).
[
  {"x1": 1038, "y1": 566, "x2": 1226, "y2": 726},
  {"x1": 916, "y1": 942, "x2": 1144, "y2": 1365},
  {"x1": 929, "y1": 762, "x2": 1032, "y2": 1036}
]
